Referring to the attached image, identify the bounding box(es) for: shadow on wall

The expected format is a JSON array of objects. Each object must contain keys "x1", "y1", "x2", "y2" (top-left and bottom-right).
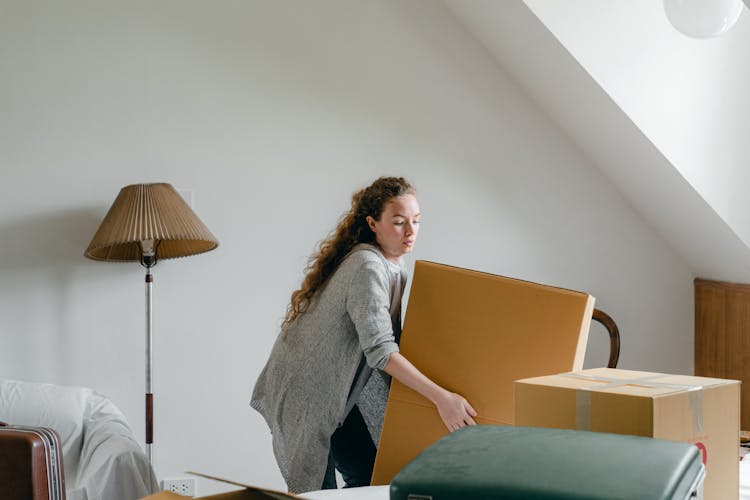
[
  {"x1": 0, "y1": 208, "x2": 103, "y2": 270},
  {"x1": 0, "y1": 207, "x2": 109, "y2": 380}
]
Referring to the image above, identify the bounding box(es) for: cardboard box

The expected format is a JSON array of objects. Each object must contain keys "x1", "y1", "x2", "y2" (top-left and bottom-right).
[
  {"x1": 371, "y1": 261, "x2": 595, "y2": 484},
  {"x1": 140, "y1": 473, "x2": 299, "y2": 500},
  {"x1": 515, "y1": 367, "x2": 740, "y2": 500}
]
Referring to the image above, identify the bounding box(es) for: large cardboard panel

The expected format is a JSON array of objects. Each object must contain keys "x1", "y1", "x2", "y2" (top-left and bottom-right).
[
  {"x1": 515, "y1": 367, "x2": 740, "y2": 500},
  {"x1": 372, "y1": 261, "x2": 594, "y2": 485}
]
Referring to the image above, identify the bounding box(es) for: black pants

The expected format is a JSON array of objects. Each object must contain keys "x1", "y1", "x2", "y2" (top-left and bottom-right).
[{"x1": 321, "y1": 405, "x2": 376, "y2": 489}]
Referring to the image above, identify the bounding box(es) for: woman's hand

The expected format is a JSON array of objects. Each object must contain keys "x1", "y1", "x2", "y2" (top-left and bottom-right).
[
  {"x1": 383, "y1": 352, "x2": 478, "y2": 432},
  {"x1": 435, "y1": 390, "x2": 477, "y2": 432}
]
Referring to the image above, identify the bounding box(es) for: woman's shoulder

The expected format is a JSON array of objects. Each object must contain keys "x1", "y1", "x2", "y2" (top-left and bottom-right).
[
  {"x1": 338, "y1": 244, "x2": 388, "y2": 275},
  {"x1": 344, "y1": 243, "x2": 385, "y2": 264}
]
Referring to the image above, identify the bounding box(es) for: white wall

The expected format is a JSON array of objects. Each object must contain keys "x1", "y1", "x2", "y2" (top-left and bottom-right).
[
  {"x1": 524, "y1": 0, "x2": 750, "y2": 248},
  {"x1": 0, "y1": 0, "x2": 694, "y2": 494}
]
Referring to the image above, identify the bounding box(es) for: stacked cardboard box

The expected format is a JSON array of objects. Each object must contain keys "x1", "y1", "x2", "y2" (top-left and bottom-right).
[{"x1": 515, "y1": 368, "x2": 740, "y2": 500}]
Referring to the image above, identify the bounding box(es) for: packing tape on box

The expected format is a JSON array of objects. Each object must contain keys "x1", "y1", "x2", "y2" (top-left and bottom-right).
[
  {"x1": 576, "y1": 390, "x2": 591, "y2": 431},
  {"x1": 563, "y1": 373, "x2": 706, "y2": 434}
]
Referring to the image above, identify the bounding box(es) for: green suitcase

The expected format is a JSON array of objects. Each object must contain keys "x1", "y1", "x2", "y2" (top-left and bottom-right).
[{"x1": 390, "y1": 425, "x2": 705, "y2": 500}]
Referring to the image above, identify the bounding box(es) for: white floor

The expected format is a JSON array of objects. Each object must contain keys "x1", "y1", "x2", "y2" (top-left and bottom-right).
[
  {"x1": 740, "y1": 448, "x2": 750, "y2": 499},
  {"x1": 302, "y1": 485, "x2": 388, "y2": 499}
]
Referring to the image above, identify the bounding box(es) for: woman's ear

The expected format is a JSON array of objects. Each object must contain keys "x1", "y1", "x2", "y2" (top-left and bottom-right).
[{"x1": 365, "y1": 215, "x2": 377, "y2": 233}]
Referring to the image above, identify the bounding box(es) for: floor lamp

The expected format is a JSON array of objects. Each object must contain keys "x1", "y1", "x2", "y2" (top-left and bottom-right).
[{"x1": 84, "y1": 183, "x2": 218, "y2": 464}]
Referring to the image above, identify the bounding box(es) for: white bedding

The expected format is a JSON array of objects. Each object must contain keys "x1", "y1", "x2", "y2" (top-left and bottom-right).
[{"x1": 0, "y1": 379, "x2": 158, "y2": 500}]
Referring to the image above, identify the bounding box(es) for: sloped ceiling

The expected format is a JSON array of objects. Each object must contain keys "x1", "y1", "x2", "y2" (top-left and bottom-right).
[{"x1": 444, "y1": 0, "x2": 750, "y2": 282}]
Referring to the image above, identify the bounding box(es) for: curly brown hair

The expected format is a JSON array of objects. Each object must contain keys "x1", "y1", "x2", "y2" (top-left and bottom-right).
[{"x1": 281, "y1": 176, "x2": 416, "y2": 334}]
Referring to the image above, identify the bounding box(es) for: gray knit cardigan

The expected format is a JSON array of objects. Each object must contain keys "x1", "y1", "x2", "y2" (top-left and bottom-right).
[{"x1": 250, "y1": 244, "x2": 405, "y2": 493}]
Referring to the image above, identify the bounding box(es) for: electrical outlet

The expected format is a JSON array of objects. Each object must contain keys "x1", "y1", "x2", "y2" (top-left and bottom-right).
[{"x1": 161, "y1": 477, "x2": 196, "y2": 497}]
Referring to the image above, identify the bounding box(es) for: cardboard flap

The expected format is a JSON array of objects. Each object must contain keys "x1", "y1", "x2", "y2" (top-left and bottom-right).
[
  {"x1": 142, "y1": 493, "x2": 187, "y2": 500},
  {"x1": 140, "y1": 472, "x2": 299, "y2": 500},
  {"x1": 517, "y1": 368, "x2": 739, "y2": 397}
]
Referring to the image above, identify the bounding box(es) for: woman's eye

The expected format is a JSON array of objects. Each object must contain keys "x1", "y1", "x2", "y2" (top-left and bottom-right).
[{"x1": 394, "y1": 221, "x2": 404, "y2": 226}]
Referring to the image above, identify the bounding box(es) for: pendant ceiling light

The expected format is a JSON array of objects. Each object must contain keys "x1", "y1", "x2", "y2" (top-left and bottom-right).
[{"x1": 664, "y1": 0, "x2": 745, "y2": 38}]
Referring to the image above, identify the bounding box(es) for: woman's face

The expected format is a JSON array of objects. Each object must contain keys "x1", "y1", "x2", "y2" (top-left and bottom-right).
[{"x1": 366, "y1": 194, "x2": 421, "y2": 264}]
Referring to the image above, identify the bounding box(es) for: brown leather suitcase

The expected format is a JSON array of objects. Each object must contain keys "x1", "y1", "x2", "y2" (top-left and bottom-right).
[{"x1": 0, "y1": 421, "x2": 66, "y2": 500}]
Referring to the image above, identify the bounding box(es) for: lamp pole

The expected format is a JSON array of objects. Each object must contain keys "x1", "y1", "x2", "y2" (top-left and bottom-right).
[{"x1": 142, "y1": 242, "x2": 156, "y2": 464}]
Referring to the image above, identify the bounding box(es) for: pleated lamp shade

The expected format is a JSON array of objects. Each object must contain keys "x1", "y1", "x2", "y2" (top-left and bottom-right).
[{"x1": 85, "y1": 183, "x2": 219, "y2": 262}]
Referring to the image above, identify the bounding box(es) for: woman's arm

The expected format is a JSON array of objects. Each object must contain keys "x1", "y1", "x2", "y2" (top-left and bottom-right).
[{"x1": 383, "y1": 352, "x2": 477, "y2": 432}]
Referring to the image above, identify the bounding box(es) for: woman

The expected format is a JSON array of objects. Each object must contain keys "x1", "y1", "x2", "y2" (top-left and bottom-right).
[{"x1": 251, "y1": 177, "x2": 476, "y2": 493}]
